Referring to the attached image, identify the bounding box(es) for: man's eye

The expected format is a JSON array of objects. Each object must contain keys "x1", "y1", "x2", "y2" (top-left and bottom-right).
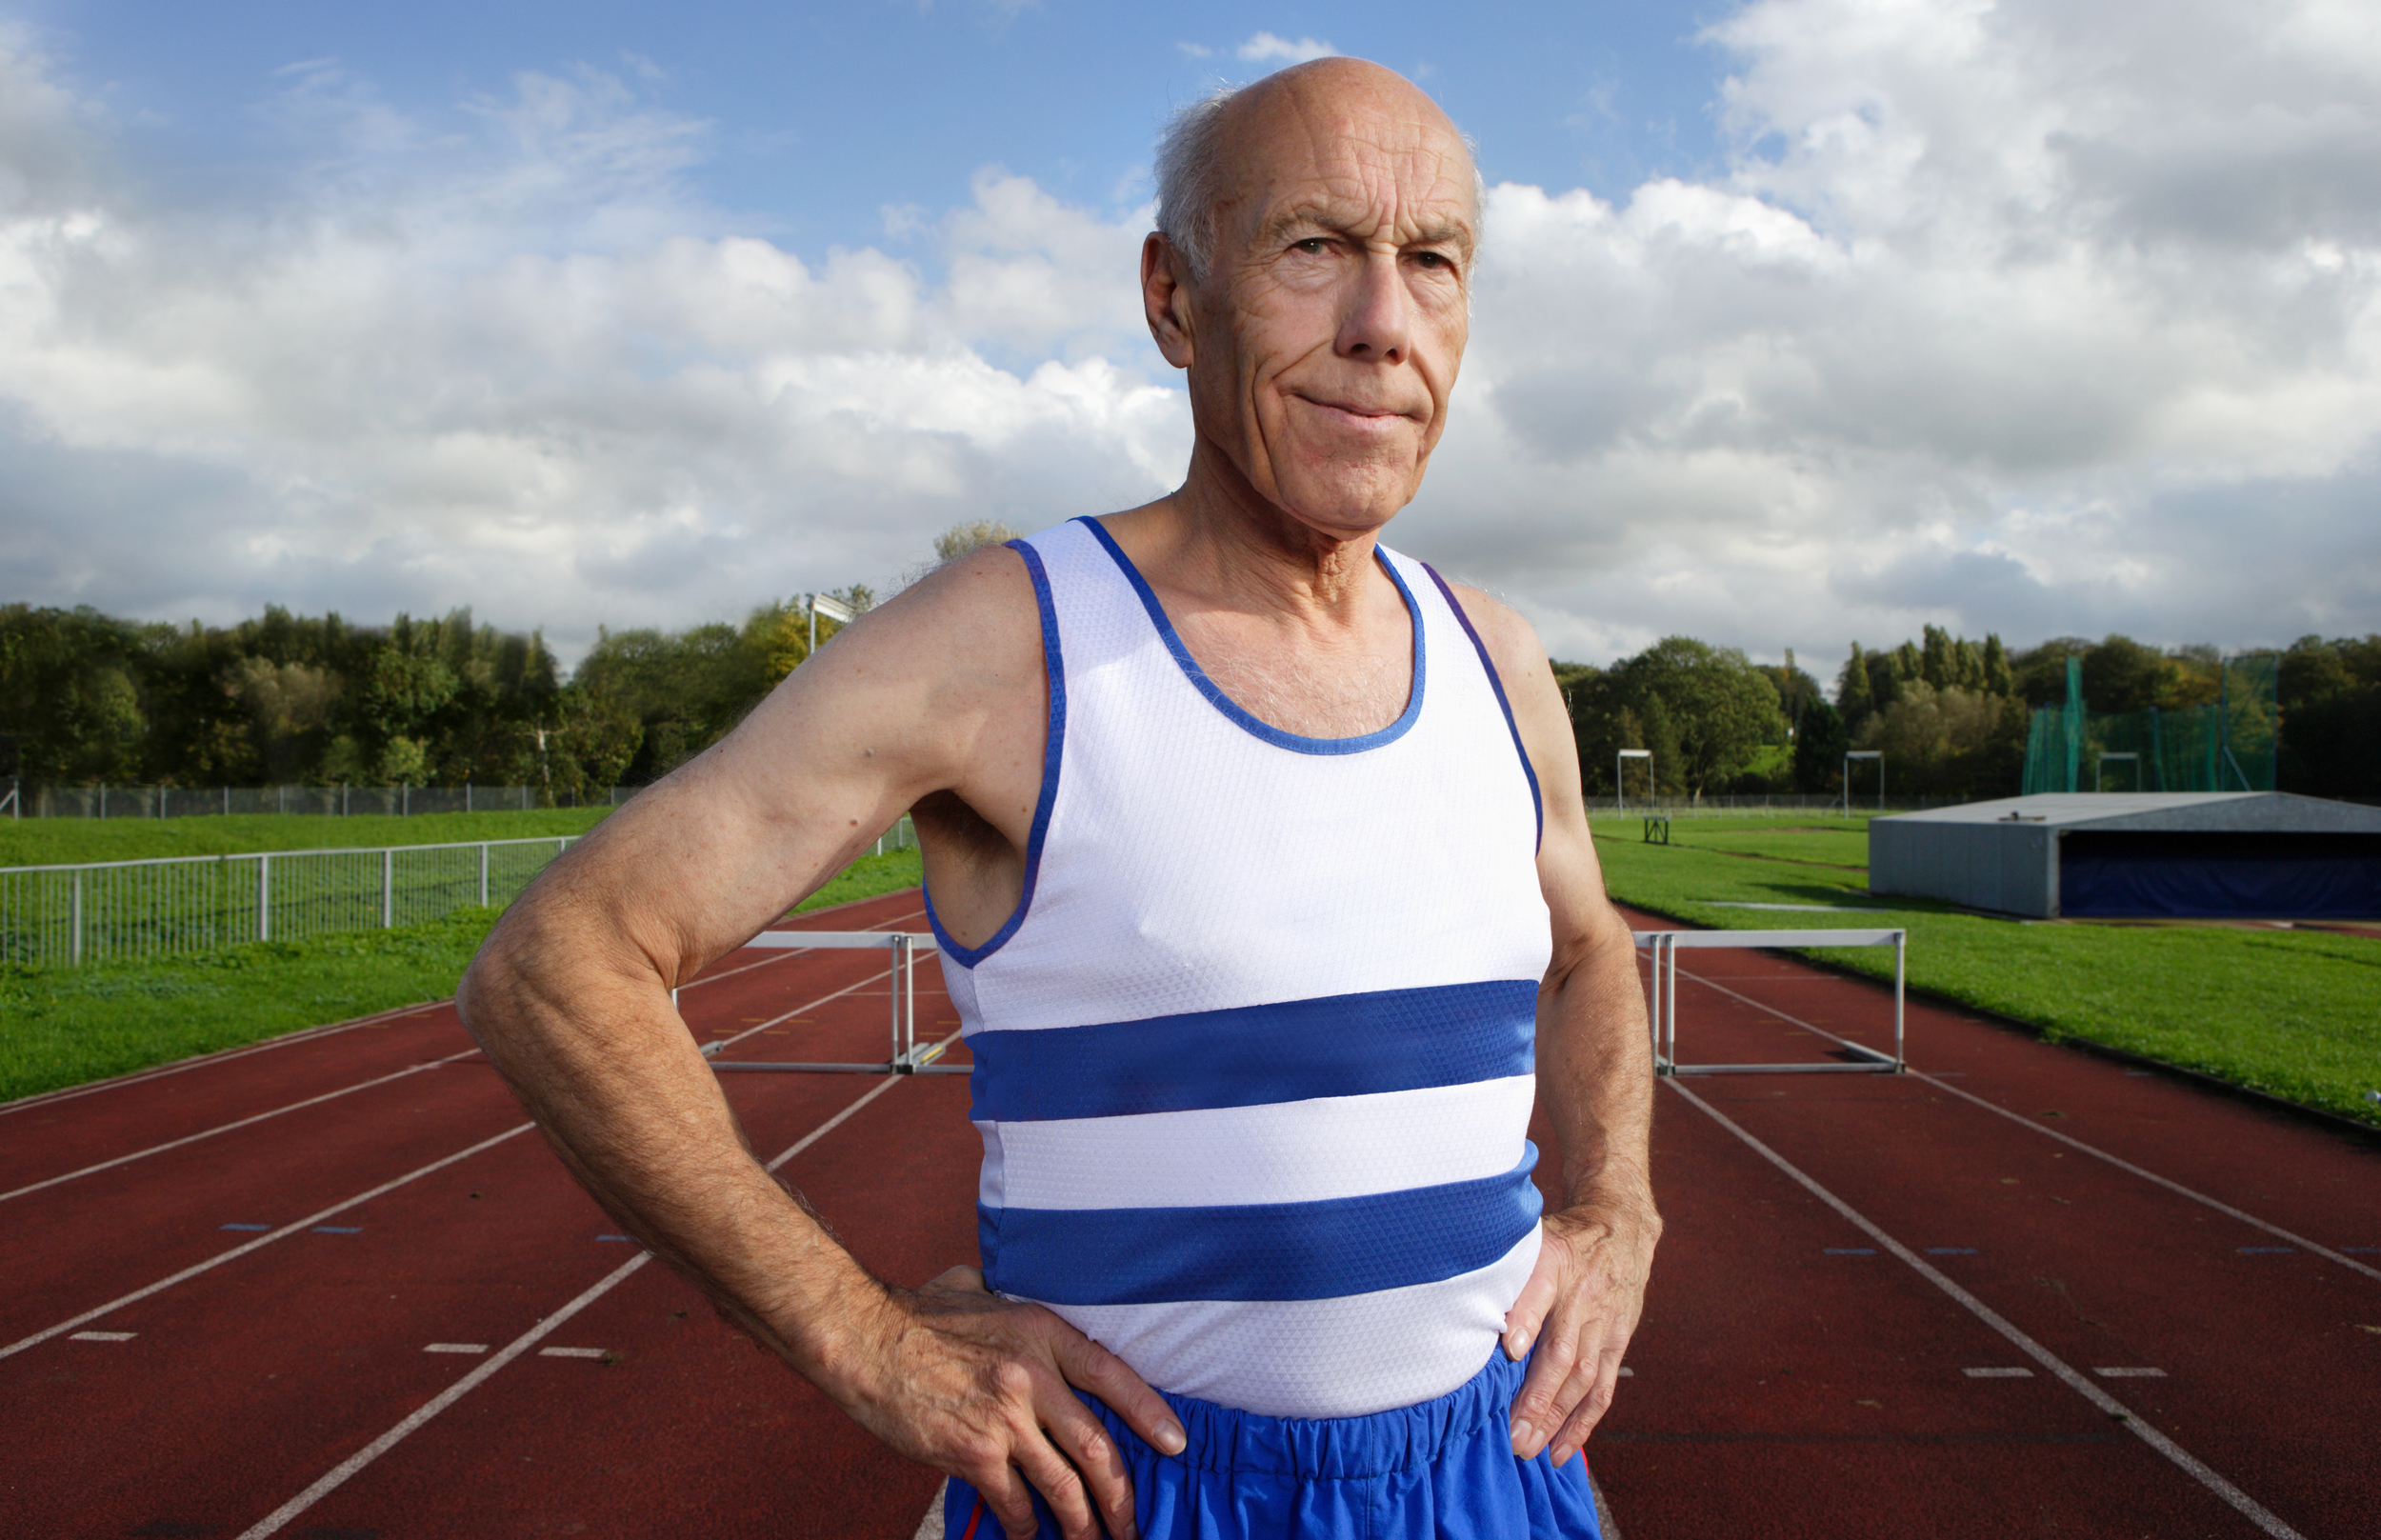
[
  {"x1": 1292, "y1": 238, "x2": 1330, "y2": 254},
  {"x1": 1414, "y1": 250, "x2": 1449, "y2": 270}
]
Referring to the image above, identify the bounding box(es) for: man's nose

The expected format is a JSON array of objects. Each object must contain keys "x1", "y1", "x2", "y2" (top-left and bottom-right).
[{"x1": 1334, "y1": 250, "x2": 1411, "y2": 364}]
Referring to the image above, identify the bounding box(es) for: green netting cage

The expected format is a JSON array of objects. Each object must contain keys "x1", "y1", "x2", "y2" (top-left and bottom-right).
[{"x1": 2020, "y1": 652, "x2": 2276, "y2": 794}]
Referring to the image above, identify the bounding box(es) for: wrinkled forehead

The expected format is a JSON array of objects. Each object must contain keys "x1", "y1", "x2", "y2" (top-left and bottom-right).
[{"x1": 1221, "y1": 85, "x2": 1479, "y2": 249}]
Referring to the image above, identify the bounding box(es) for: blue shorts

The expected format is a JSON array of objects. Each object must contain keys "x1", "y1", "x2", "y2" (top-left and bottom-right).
[{"x1": 943, "y1": 1348, "x2": 1605, "y2": 1539}]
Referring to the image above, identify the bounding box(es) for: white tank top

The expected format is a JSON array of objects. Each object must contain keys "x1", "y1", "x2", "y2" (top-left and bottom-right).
[{"x1": 930, "y1": 516, "x2": 1552, "y2": 1419}]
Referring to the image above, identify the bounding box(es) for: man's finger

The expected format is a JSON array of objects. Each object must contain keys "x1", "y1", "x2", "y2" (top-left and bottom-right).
[
  {"x1": 1547, "y1": 1351, "x2": 1624, "y2": 1466},
  {"x1": 1036, "y1": 1385, "x2": 1141, "y2": 1540},
  {"x1": 1010, "y1": 1415, "x2": 1105, "y2": 1540},
  {"x1": 970, "y1": 1458, "x2": 1048, "y2": 1540},
  {"x1": 1501, "y1": 1246, "x2": 1563, "y2": 1359},
  {"x1": 1507, "y1": 1313, "x2": 1581, "y2": 1458},
  {"x1": 1051, "y1": 1327, "x2": 1188, "y2": 1457}
]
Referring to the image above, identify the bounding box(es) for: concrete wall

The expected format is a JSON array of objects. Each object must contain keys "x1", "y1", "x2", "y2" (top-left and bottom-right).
[{"x1": 1870, "y1": 818, "x2": 2057, "y2": 917}]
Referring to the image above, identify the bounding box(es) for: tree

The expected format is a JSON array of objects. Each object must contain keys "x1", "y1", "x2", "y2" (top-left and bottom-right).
[
  {"x1": 934, "y1": 520, "x2": 1024, "y2": 564},
  {"x1": 1836, "y1": 643, "x2": 1873, "y2": 727},
  {"x1": 1601, "y1": 636, "x2": 1786, "y2": 798},
  {"x1": 1792, "y1": 694, "x2": 1849, "y2": 791}
]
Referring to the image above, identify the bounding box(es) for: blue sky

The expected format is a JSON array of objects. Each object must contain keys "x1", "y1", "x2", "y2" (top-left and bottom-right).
[
  {"x1": 2, "y1": 0, "x2": 2376, "y2": 674},
  {"x1": 23, "y1": 1, "x2": 1735, "y2": 246}
]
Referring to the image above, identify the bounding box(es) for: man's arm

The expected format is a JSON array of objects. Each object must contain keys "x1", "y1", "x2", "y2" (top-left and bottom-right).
[
  {"x1": 457, "y1": 549, "x2": 1182, "y2": 1540},
  {"x1": 1444, "y1": 584, "x2": 1662, "y2": 1468}
]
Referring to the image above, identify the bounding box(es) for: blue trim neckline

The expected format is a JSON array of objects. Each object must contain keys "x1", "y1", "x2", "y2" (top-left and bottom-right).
[
  {"x1": 1074, "y1": 516, "x2": 1425, "y2": 755},
  {"x1": 925, "y1": 538, "x2": 1067, "y2": 970}
]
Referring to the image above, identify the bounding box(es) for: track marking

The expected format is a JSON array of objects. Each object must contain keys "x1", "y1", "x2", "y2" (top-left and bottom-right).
[
  {"x1": 1668, "y1": 1078, "x2": 2310, "y2": 1540},
  {"x1": 538, "y1": 1347, "x2": 607, "y2": 1359},
  {"x1": 1964, "y1": 1367, "x2": 2033, "y2": 1378},
  {"x1": 70, "y1": 1330, "x2": 136, "y2": 1342},
  {"x1": 1927, "y1": 1247, "x2": 1979, "y2": 1255},
  {"x1": 3, "y1": 958, "x2": 923, "y2": 1358},
  {"x1": 0, "y1": 1048, "x2": 486, "y2": 1205},
  {"x1": 2, "y1": 936, "x2": 912, "y2": 1207},
  {"x1": 0, "y1": 1123, "x2": 533, "y2": 1361},
  {"x1": 0, "y1": 1001, "x2": 447, "y2": 1118},
  {"x1": 233, "y1": 1057, "x2": 929, "y2": 1540},
  {"x1": 2096, "y1": 1368, "x2": 2167, "y2": 1377},
  {"x1": 311, "y1": 1226, "x2": 360, "y2": 1235},
  {"x1": 1664, "y1": 956, "x2": 2381, "y2": 1287},
  {"x1": 423, "y1": 1344, "x2": 488, "y2": 1355},
  {"x1": 221, "y1": 1223, "x2": 270, "y2": 1231},
  {"x1": 0, "y1": 902, "x2": 923, "y2": 1123}
]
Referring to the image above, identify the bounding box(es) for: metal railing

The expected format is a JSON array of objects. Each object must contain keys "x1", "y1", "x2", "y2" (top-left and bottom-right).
[
  {"x1": 0, "y1": 836, "x2": 580, "y2": 969},
  {"x1": 4, "y1": 781, "x2": 640, "y2": 819}
]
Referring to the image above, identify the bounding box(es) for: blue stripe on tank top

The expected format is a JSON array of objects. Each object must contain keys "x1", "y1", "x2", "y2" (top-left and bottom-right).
[
  {"x1": 967, "y1": 978, "x2": 1537, "y2": 1123},
  {"x1": 980, "y1": 1146, "x2": 1543, "y2": 1305}
]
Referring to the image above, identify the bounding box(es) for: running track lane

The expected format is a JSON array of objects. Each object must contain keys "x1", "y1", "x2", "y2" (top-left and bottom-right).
[
  {"x1": 1576, "y1": 910, "x2": 2378, "y2": 1538},
  {"x1": 0, "y1": 898, "x2": 967, "y2": 1535},
  {"x1": 0, "y1": 898, "x2": 928, "y2": 1350}
]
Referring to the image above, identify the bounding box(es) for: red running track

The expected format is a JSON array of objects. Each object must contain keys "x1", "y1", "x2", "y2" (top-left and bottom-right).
[{"x1": 2, "y1": 890, "x2": 2375, "y2": 1537}]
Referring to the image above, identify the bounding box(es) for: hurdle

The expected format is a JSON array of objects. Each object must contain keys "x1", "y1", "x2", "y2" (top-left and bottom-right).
[
  {"x1": 698, "y1": 931, "x2": 969, "y2": 1076},
  {"x1": 1635, "y1": 928, "x2": 1906, "y2": 1075}
]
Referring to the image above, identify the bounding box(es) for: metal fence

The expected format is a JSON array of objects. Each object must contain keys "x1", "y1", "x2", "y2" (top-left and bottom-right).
[
  {"x1": 5, "y1": 781, "x2": 638, "y2": 819},
  {"x1": 0, "y1": 836, "x2": 579, "y2": 969},
  {"x1": 0, "y1": 814, "x2": 918, "y2": 970},
  {"x1": 1590, "y1": 794, "x2": 1965, "y2": 818}
]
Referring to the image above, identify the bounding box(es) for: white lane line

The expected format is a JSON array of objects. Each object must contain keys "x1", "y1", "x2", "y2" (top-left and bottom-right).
[
  {"x1": 2, "y1": 940, "x2": 910, "y2": 1208},
  {"x1": 0, "y1": 1123, "x2": 532, "y2": 1361},
  {"x1": 0, "y1": 1048, "x2": 485, "y2": 1205},
  {"x1": 3, "y1": 962, "x2": 917, "y2": 1358},
  {"x1": 0, "y1": 903, "x2": 922, "y2": 1120},
  {"x1": 0, "y1": 1000, "x2": 446, "y2": 1117},
  {"x1": 1964, "y1": 1367, "x2": 2033, "y2": 1378},
  {"x1": 1666, "y1": 958, "x2": 2381, "y2": 1288},
  {"x1": 2096, "y1": 1368, "x2": 2169, "y2": 1378},
  {"x1": 538, "y1": 1347, "x2": 607, "y2": 1359},
  {"x1": 233, "y1": 1058, "x2": 925, "y2": 1540},
  {"x1": 70, "y1": 1330, "x2": 136, "y2": 1342},
  {"x1": 1667, "y1": 1078, "x2": 2309, "y2": 1540},
  {"x1": 423, "y1": 1344, "x2": 488, "y2": 1355}
]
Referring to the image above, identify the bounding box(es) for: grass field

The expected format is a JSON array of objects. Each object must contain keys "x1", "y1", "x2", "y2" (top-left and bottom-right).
[
  {"x1": 1589, "y1": 813, "x2": 2381, "y2": 1128},
  {"x1": 0, "y1": 848, "x2": 926, "y2": 1105},
  {"x1": 0, "y1": 808, "x2": 618, "y2": 868}
]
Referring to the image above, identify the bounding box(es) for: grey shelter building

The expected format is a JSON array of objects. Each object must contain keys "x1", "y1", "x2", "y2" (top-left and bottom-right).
[{"x1": 1868, "y1": 793, "x2": 2381, "y2": 919}]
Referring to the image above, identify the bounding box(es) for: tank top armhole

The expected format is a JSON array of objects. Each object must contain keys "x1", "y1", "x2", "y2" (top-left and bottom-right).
[
  {"x1": 927, "y1": 539, "x2": 1068, "y2": 969},
  {"x1": 1418, "y1": 561, "x2": 1543, "y2": 853}
]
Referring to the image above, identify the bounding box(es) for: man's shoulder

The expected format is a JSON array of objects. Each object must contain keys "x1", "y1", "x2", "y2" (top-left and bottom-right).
[{"x1": 1428, "y1": 574, "x2": 1548, "y2": 685}]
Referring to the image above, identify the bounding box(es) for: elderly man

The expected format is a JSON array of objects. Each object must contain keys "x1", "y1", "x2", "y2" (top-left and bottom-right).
[{"x1": 460, "y1": 56, "x2": 1657, "y2": 1540}]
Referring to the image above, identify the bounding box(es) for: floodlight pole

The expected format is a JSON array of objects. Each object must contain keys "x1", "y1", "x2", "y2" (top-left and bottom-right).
[
  {"x1": 1844, "y1": 750, "x2": 1883, "y2": 814},
  {"x1": 1617, "y1": 749, "x2": 1651, "y2": 812}
]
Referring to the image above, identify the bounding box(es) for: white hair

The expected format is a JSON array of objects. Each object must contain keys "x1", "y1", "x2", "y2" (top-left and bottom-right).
[{"x1": 1151, "y1": 86, "x2": 1487, "y2": 286}]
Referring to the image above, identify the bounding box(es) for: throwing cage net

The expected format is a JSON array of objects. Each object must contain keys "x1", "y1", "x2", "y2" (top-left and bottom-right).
[{"x1": 2022, "y1": 654, "x2": 2278, "y2": 794}]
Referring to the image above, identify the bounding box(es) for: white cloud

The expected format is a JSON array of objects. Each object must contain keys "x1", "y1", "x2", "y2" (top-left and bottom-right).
[
  {"x1": 2, "y1": 1, "x2": 2378, "y2": 685},
  {"x1": 1235, "y1": 33, "x2": 1339, "y2": 67}
]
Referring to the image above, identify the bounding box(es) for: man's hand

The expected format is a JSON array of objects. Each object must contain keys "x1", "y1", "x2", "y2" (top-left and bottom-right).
[
  {"x1": 1500, "y1": 1200, "x2": 1661, "y2": 1466},
  {"x1": 830, "y1": 1267, "x2": 1187, "y2": 1540}
]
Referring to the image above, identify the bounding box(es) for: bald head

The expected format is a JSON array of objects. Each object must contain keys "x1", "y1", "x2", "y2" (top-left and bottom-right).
[{"x1": 1154, "y1": 58, "x2": 1480, "y2": 286}]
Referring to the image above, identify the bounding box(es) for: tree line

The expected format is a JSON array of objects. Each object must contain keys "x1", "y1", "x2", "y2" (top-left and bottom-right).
[
  {"x1": 1557, "y1": 630, "x2": 2379, "y2": 802},
  {"x1": 0, "y1": 523, "x2": 1036, "y2": 800},
  {"x1": 5, "y1": 546, "x2": 2372, "y2": 806}
]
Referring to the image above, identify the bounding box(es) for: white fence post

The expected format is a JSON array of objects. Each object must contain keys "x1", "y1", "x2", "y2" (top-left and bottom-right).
[
  {"x1": 382, "y1": 849, "x2": 394, "y2": 929},
  {"x1": 257, "y1": 852, "x2": 271, "y2": 942},
  {"x1": 477, "y1": 843, "x2": 489, "y2": 907},
  {"x1": 71, "y1": 870, "x2": 84, "y2": 965}
]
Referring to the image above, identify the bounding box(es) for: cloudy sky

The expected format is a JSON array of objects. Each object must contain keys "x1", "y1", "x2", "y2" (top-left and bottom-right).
[{"x1": 2, "y1": 0, "x2": 2375, "y2": 677}]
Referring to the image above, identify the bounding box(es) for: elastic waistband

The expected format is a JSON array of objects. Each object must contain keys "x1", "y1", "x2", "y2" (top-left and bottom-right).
[{"x1": 1089, "y1": 1348, "x2": 1526, "y2": 1482}]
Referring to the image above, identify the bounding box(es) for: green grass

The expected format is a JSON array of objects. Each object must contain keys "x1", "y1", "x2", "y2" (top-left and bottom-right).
[
  {"x1": 1590, "y1": 813, "x2": 2381, "y2": 1128},
  {"x1": 0, "y1": 809, "x2": 619, "y2": 868},
  {"x1": 0, "y1": 847, "x2": 926, "y2": 1104}
]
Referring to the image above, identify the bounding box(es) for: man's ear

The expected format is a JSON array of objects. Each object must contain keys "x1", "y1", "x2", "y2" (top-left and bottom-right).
[{"x1": 1142, "y1": 232, "x2": 1196, "y2": 370}]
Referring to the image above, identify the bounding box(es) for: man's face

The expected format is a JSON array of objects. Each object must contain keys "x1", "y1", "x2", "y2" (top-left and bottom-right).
[{"x1": 1175, "y1": 69, "x2": 1477, "y2": 540}]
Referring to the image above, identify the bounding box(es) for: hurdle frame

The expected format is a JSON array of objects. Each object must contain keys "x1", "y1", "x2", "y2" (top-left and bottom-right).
[
  {"x1": 694, "y1": 930, "x2": 969, "y2": 1076},
  {"x1": 1636, "y1": 928, "x2": 1906, "y2": 1075}
]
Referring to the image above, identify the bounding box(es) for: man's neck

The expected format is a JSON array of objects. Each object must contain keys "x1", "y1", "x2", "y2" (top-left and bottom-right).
[{"x1": 1121, "y1": 439, "x2": 1394, "y2": 625}]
